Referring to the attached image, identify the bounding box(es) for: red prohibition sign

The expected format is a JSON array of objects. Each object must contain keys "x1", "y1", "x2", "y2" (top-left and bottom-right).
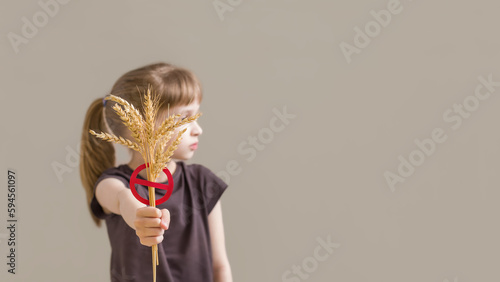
[{"x1": 129, "y1": 163, "x2": 174, "y2": 206}]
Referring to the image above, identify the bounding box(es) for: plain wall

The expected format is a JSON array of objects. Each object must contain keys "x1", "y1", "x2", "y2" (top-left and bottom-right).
[{"x1": 1, "y1": 0, "x2": 500, "y2": 281}]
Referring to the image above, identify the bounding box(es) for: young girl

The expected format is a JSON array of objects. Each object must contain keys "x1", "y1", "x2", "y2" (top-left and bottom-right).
[{"x1": 79, "y1": 62, "x2": 233, "y2": 282}]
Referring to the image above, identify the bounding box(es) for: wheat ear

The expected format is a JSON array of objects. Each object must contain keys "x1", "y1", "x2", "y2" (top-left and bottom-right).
[
  {"x1": 143, "y1": 87, "x2": 161, "y2": 145},
  {"x1": 111, "y1": 104, "x2": 143, "y2": 146},
  {"x1": 104, "y1": 95, "x2": 144, "y2": 125},
  {"x1": 154, "y1": 131, "x2": 174, "y2": 166},
  {"x1": 156, "y1": 112, "x2": 202, "y2": 141},
  {"x1": 172, "y1": 113, "x2": 202, "y2": 129},
  {"x1": 89, "y1": 130, "x2": 141, "y2": 152},
  {"x1": 152, "y1": 128, "x2": 187, "y2": 177},
  {"x1": 155, "y1": 114, "x2": 180, "y2": 142}
]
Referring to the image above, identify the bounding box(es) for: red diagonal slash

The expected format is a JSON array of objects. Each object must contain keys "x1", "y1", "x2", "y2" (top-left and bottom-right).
[
  {"x1": 133, "y1": 178, "x2": 169, "y2": 190},
  {"x1": 129, "y1": 163, "x2": 174, "y2": 206}
]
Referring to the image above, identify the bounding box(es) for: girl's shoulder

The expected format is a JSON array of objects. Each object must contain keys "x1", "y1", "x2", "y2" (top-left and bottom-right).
[
  {"x1": 181, "y1": 162, "x2": 228, "y2": 214},
  {"x1": 104, "y1": 164, "x2": 132, "y2": 175},
  {"x1": 95, "y1": 164, "x2": 133, "y2": 187},
  {"x1": 181, "y1": 162, "x2": 222, "y2": 181},
  {"x1": 181, "y1": 162, "x2": 228, "y2": 193}
]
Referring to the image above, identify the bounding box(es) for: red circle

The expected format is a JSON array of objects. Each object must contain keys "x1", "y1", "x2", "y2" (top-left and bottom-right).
[{"x1": 129, "y1": 163, "x2": 174, "y2": 206}]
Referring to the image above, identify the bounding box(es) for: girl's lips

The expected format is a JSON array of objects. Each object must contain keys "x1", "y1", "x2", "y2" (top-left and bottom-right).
[{"x1": 189, "y1": 143, "x2": 198, "y2": 150}]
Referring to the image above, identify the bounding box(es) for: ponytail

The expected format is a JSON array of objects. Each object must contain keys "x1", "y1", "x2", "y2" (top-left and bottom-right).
[{"x1": 80, "y1": 98, "x2": 115, "y2": 227}]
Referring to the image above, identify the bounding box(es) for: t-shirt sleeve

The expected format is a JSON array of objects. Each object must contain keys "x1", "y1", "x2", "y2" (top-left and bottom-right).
[
  {"x1": 197, "y1": 165, "x2": 228, "y2": 214},
  {"x1": 90, "y1": 175, "x2": 129, "y2": 219}
]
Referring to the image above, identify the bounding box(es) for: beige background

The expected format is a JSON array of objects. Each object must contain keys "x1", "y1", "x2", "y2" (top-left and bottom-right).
[{"x1": 1, "y1": 0, "x2": 500, "y2": 281}]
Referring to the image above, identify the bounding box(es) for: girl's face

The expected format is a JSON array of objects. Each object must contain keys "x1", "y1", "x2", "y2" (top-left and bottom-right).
[{"x1": 166, "y1": 101, "x2": 203, "y2": 160}]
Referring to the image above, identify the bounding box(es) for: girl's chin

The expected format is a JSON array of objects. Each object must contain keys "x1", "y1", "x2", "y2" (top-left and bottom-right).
[{"x1": 173, "y1": 153, "x2": 194, "y2": 161}]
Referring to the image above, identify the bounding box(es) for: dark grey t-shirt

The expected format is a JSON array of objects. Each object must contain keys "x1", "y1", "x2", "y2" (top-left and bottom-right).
[{"x1": 90, "y1": 161, "x2": 228, "y2": 282}]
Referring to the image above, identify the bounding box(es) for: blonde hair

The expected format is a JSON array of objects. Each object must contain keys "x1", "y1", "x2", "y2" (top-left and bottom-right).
[{"x1": 80, "y1": 62, "x2": 203, "y2": 226}]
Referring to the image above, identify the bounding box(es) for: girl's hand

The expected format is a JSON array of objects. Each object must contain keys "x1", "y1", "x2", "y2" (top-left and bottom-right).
[{"x1": 134, "y1": 206, "x2": 170, "y2": 247}]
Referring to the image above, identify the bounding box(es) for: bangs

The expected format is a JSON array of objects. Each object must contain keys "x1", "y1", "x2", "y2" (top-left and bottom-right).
[{"x1": 157, "y1": 68, "x2": 203, "y2": 111}]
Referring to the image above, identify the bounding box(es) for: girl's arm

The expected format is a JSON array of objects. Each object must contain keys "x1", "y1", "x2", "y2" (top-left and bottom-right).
[
  {"x1": 208, "y1": 200, "x2": 233, "y2": 282},
  {"x1": 95, "y1": 178, "x2": 170, "y2": 246},
  {"x1": 95, "y1": 178, "x2": 145, "y2": 229}
]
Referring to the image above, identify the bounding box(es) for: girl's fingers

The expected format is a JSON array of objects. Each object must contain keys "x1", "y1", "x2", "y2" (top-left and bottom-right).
[
  {"x1": 160, "y1": 208, "x2": 170, "y2": 230},
  {"x1": 136, "y1": 227, "x2": 164, "y2": 237},
  {"x1": 134, "y1": 217, "x2": 161, "y2": 228},
  {"x1": 139, "y1": 235, "x2": 165, "y2": 246},
  {"x1": 134, "y1": 207, "x2": 171, "y2": 247},
  {"x1": 136, "y1": 206, "x2": 162, "y2": 218}
]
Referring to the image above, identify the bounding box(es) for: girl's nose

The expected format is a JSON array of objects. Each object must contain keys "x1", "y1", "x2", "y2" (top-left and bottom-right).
[{"x1": 190, "y1": 121, "x2": 202, "y2": 136}]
